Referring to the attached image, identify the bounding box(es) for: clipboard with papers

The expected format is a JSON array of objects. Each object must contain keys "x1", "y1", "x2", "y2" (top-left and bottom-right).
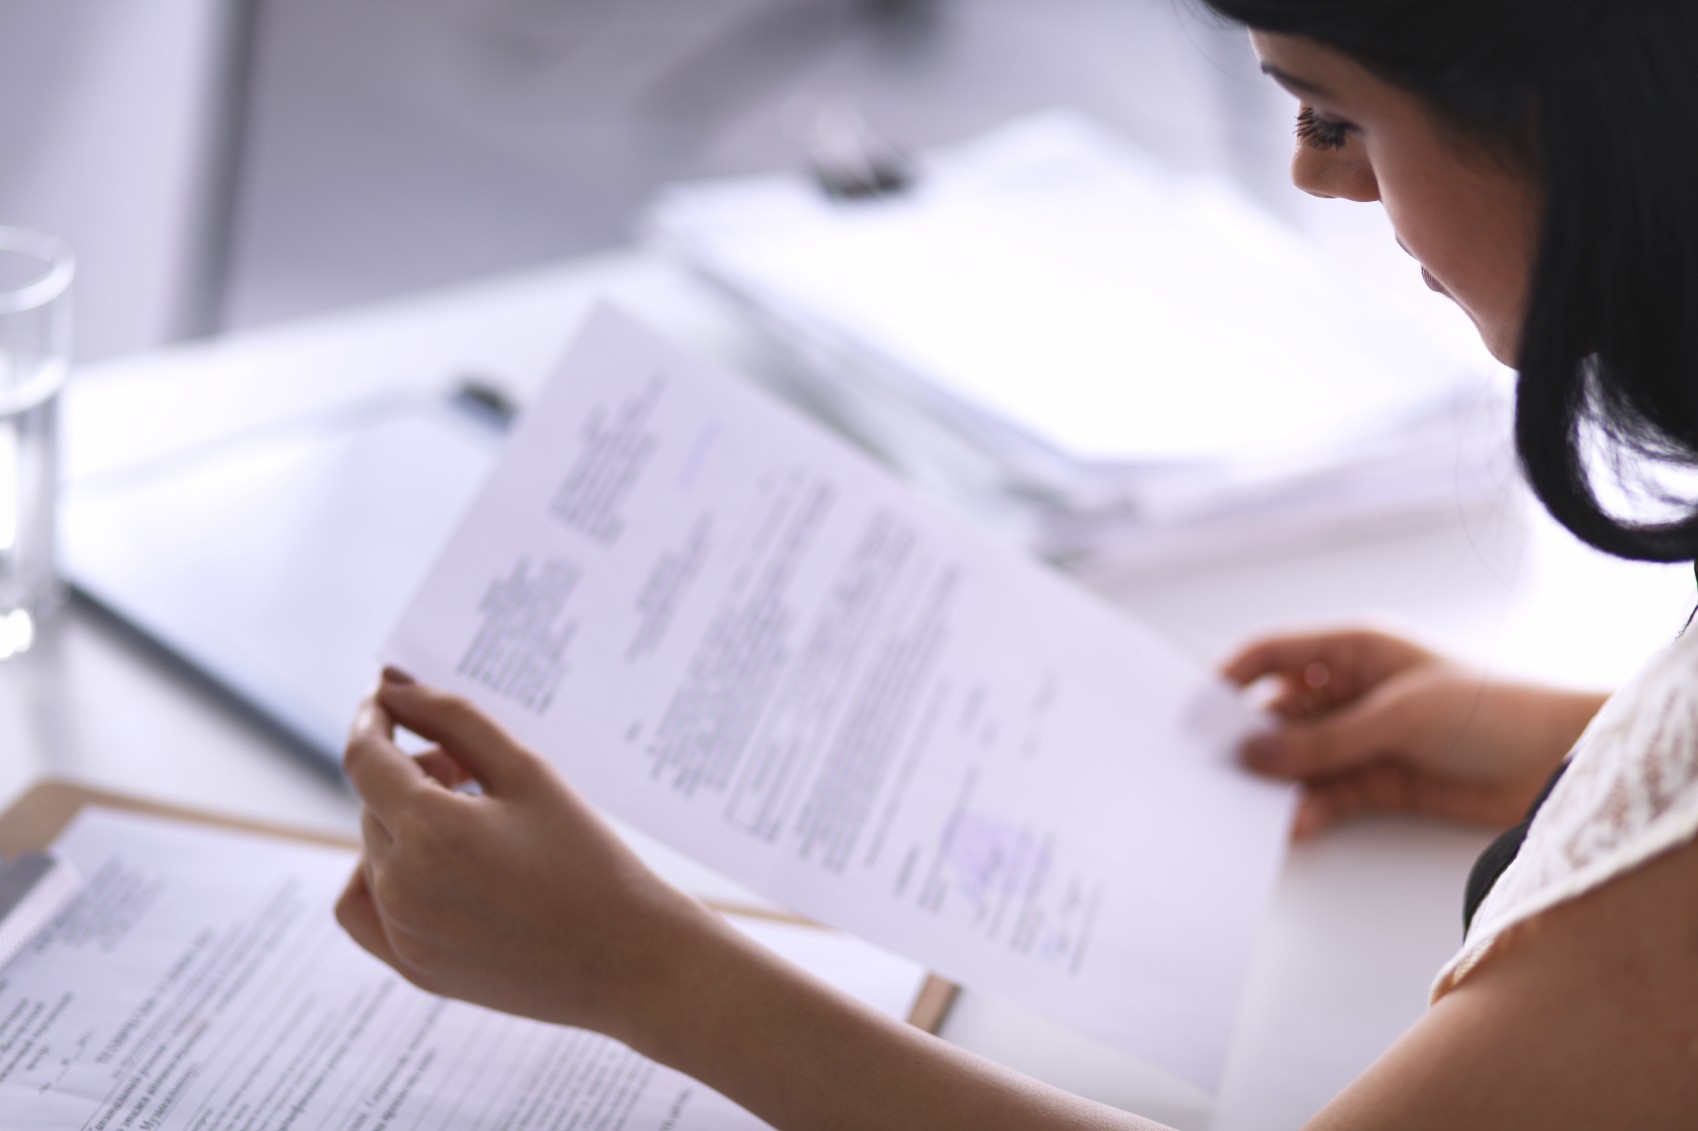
[{"x1": 0, "y1": 780, "x2": 958, "y2": 1130}]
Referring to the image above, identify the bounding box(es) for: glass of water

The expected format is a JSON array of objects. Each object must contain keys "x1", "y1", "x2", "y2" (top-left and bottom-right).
[{"x1": 0, "y1": 226, "x2": 73, "y2": 660}]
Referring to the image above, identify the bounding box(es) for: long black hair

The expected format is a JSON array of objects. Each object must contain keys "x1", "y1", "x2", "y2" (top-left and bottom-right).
[{"x1": 1201, "y1": 0, "x2": 1698, "y2": 563}]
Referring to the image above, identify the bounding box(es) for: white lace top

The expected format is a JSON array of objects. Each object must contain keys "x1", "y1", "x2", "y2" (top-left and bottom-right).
[{"x1": 1432, "y1": 625, "x2": 1698, "y2": 999}]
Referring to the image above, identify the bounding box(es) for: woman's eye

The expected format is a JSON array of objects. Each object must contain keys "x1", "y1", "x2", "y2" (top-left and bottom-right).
[{"x1": 1296, "y1": 106, "x2": 1352, "y2": 151}]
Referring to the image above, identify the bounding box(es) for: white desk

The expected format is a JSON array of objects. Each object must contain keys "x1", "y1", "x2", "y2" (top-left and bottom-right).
[{"x1": 3, "y1": 252, "x2": 1692, "y2": 1130}]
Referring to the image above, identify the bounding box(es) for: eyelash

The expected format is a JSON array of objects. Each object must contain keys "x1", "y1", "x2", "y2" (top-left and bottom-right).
[{"x1": 1295, "y1": 106, "x2": 1352, "y2": 151}]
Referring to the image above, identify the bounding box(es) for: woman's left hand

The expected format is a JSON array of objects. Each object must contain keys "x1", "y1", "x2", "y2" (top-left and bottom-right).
[{"x1": 335, "y1": 670, "x2": 717, "y2": 1044}]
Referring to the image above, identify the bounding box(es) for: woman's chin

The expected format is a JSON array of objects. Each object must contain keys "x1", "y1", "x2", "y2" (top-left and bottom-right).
[
  {"x1": 1451, "y1": 303, "x2": 1517, "y2": 367},
  {"x1": 1480, "y1": 327, "x2": 1519, "y2": 368}
]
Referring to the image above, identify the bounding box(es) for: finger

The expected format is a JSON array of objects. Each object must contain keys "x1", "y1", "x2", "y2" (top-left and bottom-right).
[
  {"x1": 1221, "y1": 630, "x2": 1356, "y2": 687},
  {"x1": 1267, "y1": 675, "x2": 1349, "y2": 719},
  {"x1": 1292, "y1": 783, "x2": 1377, "y2": 840},
  {"x1": 1244, "y1": 681, "x2": 1415, "y2": 777},
  {"x1": 1298, "y1": 755, "x2": 1538, "y2": 839},
  {"x1": 1291, "y1": 764, "x2": 1416, "y2": 839},
  {"x1": 376, "y1": 677, "x2": 536, "y2": 794},
  {"x1": 414, "y1": 747, "x2": 476, "y2": 791},
  {"x1": 1394, "y1": 772, "x2": 1537, "y2": 828},
  {"x1": 1292, "y1": 792, "x2": 1339, "y2": 841},
  {"x1": 336, "y1": 864, "x2": 401, "y2": 967},
  {"x1": 360, "y1": 805, "x2": 393, "y2": 853},
  {"x1": 1222, "y1": 628, "x2": 1414, "y2": 689},
  {"x1": 344, "y1": 693, "x2": 430, "y2": 816},
  {"x1": 1299, "y1": 760, "x2": 1460, "y2": 832}
]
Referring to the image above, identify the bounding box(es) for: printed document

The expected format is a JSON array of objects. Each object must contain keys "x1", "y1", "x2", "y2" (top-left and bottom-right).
[
  {"x1": 0, "y1": 807, "x2": 930, "y2": 1130},
  {"x1": 384, "y1": 307, "x2": 1294, "y2": 1091}
]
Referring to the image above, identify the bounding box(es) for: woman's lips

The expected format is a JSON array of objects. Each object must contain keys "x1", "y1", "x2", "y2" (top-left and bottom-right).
[{"x1": 1397, "y1": 238, "x2": 1451, "y2": 297}]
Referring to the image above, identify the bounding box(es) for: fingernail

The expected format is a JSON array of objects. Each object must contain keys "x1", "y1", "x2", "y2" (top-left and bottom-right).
[
  {"x1": 381, "y1": 665, "x2": 417, "y2": 686},
  {"x1": 1245, "y1": 733, "x2": 1285, "y2": 769}
]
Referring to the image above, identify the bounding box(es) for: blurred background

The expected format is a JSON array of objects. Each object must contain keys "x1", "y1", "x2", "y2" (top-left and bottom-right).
[{"x1": 0, "y1": 0, "x2": 1402, "y2": 363}]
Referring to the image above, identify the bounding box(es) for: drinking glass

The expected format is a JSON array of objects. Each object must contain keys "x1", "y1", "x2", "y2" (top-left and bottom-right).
[{"x1": 0, "y1": 226, "x2": 74, "y2": 660}]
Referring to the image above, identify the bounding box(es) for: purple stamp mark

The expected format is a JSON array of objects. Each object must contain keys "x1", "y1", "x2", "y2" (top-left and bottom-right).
[{"x1": 943, "y1": 811, "x2": 1049, "y2": 903}]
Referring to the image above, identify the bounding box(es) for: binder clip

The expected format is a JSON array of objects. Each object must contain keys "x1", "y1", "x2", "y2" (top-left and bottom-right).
[
  {"x1": 803, "y1": 102, "x2": 915, "y2": 201},
  {"x1": 0, "y1": 852, "x2": 80, "y2": 970},
  {"x1": 452, "y1": 375, "x2": 519, "y2": 431}
]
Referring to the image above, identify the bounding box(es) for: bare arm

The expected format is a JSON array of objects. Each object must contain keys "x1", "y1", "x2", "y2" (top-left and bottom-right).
[
  {"x1": 339, "y1": 671, "x2": 1695, "y2": 1131},
  {"x1": 1307, "y1": 826, "x2": 1698, "y2": 1129},
  {"x1": 627, "y1": 912, "x2": 1169, "y2": 1131},
  {"x1": 635, "y1": 817, "x2": 1698, "y2": 1131}
]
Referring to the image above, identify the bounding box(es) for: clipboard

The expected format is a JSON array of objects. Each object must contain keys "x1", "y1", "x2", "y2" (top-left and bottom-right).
[
  {"x1": 61, "y1": 386, "x2": 510, "y2": 768},
  {"x1": 0, "y1": 779, "x2": 959, "y2": 1033}
]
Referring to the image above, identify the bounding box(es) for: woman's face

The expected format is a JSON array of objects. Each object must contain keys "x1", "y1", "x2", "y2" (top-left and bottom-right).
[{"x1": 1250, "y1": 32, "x2": 1540, "y2": 366}]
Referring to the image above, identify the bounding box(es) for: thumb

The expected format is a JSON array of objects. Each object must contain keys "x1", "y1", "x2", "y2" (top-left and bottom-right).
[
  {"x1": 336, "y1": 863, "x2": 401, "y2": 968},
  {"x1": 1244, "y1": 681, "x2": 1412, "y2": 777},
  {"x1": 375, "y1": 673, "x2": 540, "y2": 794}
]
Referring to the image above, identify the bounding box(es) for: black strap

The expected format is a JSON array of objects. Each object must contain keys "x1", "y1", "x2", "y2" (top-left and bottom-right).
[
  {"x1": 1466, "y1": 562, "x2": 1696, "y2": 930},
  {"x1": 1463, "y1": 760, "x2": 1572, "y2": 934}
]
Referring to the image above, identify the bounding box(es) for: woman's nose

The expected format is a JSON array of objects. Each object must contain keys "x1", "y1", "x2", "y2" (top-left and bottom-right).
[{"x1": 1292, "y1": 145, "x2": 1380, "y2": 203}]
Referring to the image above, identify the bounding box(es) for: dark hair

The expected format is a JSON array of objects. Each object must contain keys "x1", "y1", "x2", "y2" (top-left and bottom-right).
[{"x1": 1201, "y1": 0, "x2": 1698, "y2": 563}]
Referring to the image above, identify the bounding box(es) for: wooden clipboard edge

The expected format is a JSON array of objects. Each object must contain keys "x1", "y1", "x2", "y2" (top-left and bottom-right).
[
  {"x1": 709, "y1": 900, "x2": 960, "y2": 1034},
  {"x1": 1, "y1": 779, "x2": 961, "y2": 1034},
  {"x1": 905, "y1": 974, "x2": 962, "y2": 1035},
  {"x1": 0, "y1": 778, "x2": 356, "y2": 859}
]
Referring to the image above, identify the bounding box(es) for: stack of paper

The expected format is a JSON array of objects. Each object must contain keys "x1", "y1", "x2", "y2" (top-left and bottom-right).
[{"x1": 646, "y1": 113, "x2": 1513, "y2": 576}]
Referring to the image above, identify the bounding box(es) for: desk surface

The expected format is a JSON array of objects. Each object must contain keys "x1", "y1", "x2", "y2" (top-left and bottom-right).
[{"x1": 3, "y1": 251, "x2": 1692, "y2": 1130}]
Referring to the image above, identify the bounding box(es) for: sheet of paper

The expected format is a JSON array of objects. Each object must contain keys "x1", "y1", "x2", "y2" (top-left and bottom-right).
[
  {"x1": 383, "y1": 308, "x2": 1293, "y2": 1091},
  {"x1": 0, "y1": 808, "x2": 936, "y2": 1130}
]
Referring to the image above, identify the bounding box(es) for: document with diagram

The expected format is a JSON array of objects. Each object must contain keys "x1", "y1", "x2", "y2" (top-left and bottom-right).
[{"x1": 384, "y1": 306, "x2": 1294, "y2": 1091}]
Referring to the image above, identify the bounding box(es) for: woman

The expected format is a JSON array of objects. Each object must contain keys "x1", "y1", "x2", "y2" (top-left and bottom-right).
[{"x1": 337, "y1": 1, "x2": 1698, "y2": 1125}]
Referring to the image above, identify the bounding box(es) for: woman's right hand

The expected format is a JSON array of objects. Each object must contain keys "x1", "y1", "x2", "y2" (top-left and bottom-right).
[
  {"x1": 1221, "y1": 628, "x2": 1607, "y2": 839},
  {"x1": 336, "y1": 670, "x2": 724, "y2": 1043}
]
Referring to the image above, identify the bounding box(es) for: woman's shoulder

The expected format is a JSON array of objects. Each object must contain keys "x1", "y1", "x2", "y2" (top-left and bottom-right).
[
  {"x1": 1340, "y1": 801, "x2": 1698, "y2": 1130},
  {"x1": 1434, "y1": 628, "x2": 1698, "y2": 998}
]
